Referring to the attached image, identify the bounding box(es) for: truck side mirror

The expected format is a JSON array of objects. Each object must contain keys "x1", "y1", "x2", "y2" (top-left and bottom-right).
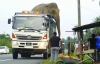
[{"x1": 8, "y1": 18, "x2": 11, "y2": 24}]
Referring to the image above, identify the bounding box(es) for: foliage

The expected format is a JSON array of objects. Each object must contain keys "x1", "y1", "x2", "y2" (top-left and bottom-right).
[
  {"x1": 62, "y1": 16, "x2": 100, "y2": 44},
  {"x1": 85, "y1": 16, "x2": 100, "y2": 42},
  {"x1": 92, "y1": 16, "x2": 100, "y2": 34},
  {"x1": 0, "y1": 34, "x2": 12, "y2": 53}
]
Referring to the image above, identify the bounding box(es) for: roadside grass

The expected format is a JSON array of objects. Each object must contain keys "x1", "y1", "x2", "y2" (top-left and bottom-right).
[
  {"x1": 40, "y1": 58, "x2": 62, "y2": 64},
  {"x1": 40, "y1": 53, "x2": 92, "y2": 64},
  {"x1": 83, "y1": 55, "x2": 92, "y2": 64}
]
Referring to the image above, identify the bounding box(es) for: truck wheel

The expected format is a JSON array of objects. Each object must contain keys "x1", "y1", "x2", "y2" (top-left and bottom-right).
[
  {"x1": 43, "y1": 53, "x2": 48, "y2": 59},
  {"x1": 13, "y1": 51, "x2": 18, "y2": 59}
]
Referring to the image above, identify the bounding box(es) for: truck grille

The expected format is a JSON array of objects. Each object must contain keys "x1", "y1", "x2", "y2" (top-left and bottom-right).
[{"x1": 16, "y1": 36, "x2": 42, "y2": 40}]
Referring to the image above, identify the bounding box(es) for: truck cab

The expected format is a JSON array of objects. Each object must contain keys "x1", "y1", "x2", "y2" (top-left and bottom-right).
[{"x1": 8, "y1": 11, "x2": 56, "y2": 59}]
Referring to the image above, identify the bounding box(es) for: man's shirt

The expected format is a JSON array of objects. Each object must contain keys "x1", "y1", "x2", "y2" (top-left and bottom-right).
[
  {"x1": 75, "y1": 43, "x2": 78, "y2": 50},
  {"x1": 88, "y1": 38, "x2": 97, "y2": 49},
  {"x1": 49, "y1": 36, "x2": 61, "y2": 47}
]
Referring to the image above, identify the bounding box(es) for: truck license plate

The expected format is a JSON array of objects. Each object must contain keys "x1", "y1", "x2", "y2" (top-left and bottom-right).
[{"x1": 26, "y1": 43, "x2": 31, "y2": 46}]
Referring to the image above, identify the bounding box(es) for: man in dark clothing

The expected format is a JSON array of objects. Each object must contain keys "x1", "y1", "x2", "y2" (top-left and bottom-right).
[
  {"x1": 88, "y1": 34, "x2": 97, "y2": 49},
  {"x1": 48, "y1": 32, "x2": 62, "y2": 63},
  {"x1": 88, "y1": 34, "x2": 97, "y2": 61}
]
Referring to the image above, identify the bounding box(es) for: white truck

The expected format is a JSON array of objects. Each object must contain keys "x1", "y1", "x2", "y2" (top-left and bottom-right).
[{"x1": 8, "y1": 11, "x2": 57, "y2": 59}]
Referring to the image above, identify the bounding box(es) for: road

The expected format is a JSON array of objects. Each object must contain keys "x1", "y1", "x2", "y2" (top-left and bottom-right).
[
  {"x1": 0, "y1": 49, "x2": 68, "y2": 64},
  {"x1": 0, "y1": 54, "x2": 44, "y2": 64}
]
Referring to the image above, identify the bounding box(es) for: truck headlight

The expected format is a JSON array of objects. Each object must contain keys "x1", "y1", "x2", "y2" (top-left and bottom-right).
[
  {"x1": 12, "y1": 42, "x2": 18, "y2": 45},
  {"x1": 39, "y1": 43, "x2": 46, "y2": 47}
]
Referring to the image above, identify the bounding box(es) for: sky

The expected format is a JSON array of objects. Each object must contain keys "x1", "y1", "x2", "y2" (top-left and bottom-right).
[{"x1": 0, "y1": 0, "x2": 100, "y2": 39}]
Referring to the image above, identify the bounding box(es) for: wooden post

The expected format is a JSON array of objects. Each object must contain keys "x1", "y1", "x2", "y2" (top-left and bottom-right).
[
  {"x1": 77, "y1": 0, "x2": 82, "y2": 63},
  {"x1": 68, "y1": 37, "x2": 71, "y2": 56},
  {"x1": 79, "y1": 30, "x2": 83, "y2": 63}
]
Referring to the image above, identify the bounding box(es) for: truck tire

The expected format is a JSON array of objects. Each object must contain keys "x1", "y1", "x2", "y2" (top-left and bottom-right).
[{"x1": 13, "y1": 51, "x2": 18, "y2": 59}]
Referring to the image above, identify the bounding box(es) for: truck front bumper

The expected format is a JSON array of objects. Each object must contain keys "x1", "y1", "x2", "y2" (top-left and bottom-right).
[{"x1": 12, "y1": 48, "x2": 47, "y2": 54}]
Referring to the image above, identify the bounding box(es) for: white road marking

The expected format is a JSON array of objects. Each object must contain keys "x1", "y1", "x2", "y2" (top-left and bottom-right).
[{"x1": 0, "y1": 59, "x2": 12, "y2": 62}]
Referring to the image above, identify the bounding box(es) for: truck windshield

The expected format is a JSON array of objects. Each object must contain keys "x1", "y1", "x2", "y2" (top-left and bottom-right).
[{"x1": 13, "y1": 16, "x2": 47, "y2": 30}]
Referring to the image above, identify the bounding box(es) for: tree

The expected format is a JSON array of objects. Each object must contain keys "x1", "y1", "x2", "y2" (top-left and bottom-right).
[
  {"x1": 92, "y1": 16, "x2": 100, "y2": 34},
  {"x1": 0, "y1": 34, "x2": 12, "y2": 53},
  {"x1": 82, "y1": 16, "x2": 100, "y2": 42}
]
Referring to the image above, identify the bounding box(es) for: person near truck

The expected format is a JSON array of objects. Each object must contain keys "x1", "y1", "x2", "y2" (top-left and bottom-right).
[
  {"x1": 83, "y1": 42, "x2": 88, "y2": 51},
  {"x1": 88, "y1": 34, "x2": 97, "y2": 49},
  {"x1": 48, "y1": 32, "x2": 63, "y2": 63},
  {"x1": 87, "y1": 33, "x2": 97, "y2": 61},
  {"x1": 75, "y1": 41, "x2": 79, "y2": 52}
]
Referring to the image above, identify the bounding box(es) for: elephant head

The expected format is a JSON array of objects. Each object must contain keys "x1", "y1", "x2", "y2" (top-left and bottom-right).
[{"x1": 32, "y1": 3, "x2": 60, "y2": 37}]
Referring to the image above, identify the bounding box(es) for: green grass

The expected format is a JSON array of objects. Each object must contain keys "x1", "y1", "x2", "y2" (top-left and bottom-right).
[
  {"x1": 40, "y1": 58, "x2": 62, "y2": 64},
  {"x1": 82, "y1": 55, "x2": 92, "y2": 64},
  {"x1": 40, "y1": 54, "x2": 92, "y2": 64}
]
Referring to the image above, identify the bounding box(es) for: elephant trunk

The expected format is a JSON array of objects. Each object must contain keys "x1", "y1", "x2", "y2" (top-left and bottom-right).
[{"x1": 53, "y1": 9, "x2": 60, "y2": 37}]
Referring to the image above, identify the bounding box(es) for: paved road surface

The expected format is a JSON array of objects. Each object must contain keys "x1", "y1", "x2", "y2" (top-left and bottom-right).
[
  {"x1": 0, "y1": 54, "x2": 44, "y2": 64},
  {"x1": 0, "y1": 49, "x2": 68, "y2": 64}
]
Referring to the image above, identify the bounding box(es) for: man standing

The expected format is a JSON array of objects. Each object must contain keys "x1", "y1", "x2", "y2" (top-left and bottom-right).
[
  {"x1": 87, "y1": 34, "x2": 97, "y2": 49},
  {"x1": 87, "y1": 34, "x2": 97, "y2": 61},
  {"x1": 75, "y1": 41, "x2": 79, "y2": 52},
  {"x1": 83, "y1": 42, "x2": 88, "y2": 51},
  {"x1": 48, "y1": 32, "x2": 62, "y2": 63}
]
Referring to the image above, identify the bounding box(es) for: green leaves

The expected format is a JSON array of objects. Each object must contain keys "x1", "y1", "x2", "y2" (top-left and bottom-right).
[
  {"x1": 0, "y1": 34, "x2": 12, "y2": 52},
  {"x1": 63, "y1": 16, "x2": 100, "y2": 43}
]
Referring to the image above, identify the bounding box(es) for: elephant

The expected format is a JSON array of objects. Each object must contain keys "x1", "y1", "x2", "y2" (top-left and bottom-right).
[{"x1": 31, "y1": 2, "x2": 61, "y2": 37}]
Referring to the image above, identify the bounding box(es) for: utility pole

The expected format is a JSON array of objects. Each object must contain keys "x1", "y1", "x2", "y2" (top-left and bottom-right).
[
  {"x1": 78, "y1": 0, "x2": 81, "y2": 27},
  {"x1": 77, "y1": 0, "x2": 81, "y2": 39},
  {"x1": 77, "y1": 0, "x2": 82, "y2": 64}
]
